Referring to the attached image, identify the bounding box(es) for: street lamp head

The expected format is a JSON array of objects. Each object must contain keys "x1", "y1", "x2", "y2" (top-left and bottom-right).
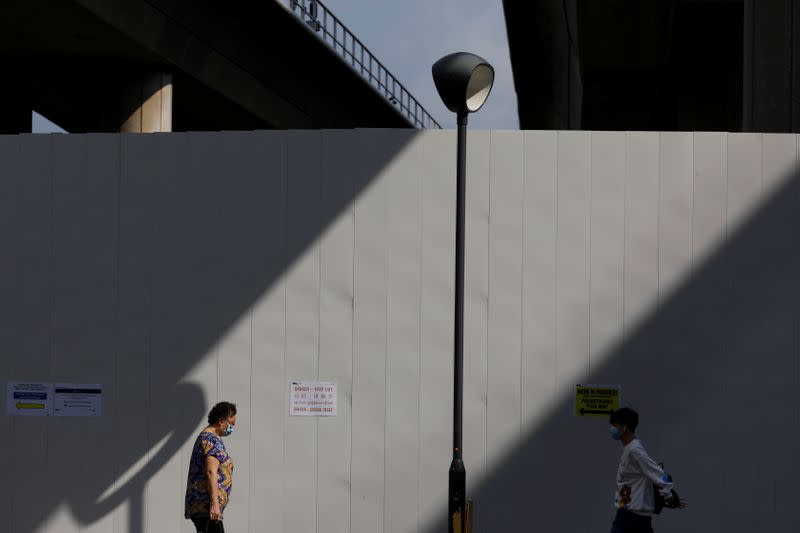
[{"x1": 432, "y1": 52, "x2": 495, "y2": 115}]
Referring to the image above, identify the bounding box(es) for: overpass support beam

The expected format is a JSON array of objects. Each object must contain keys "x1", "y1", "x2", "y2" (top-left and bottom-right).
[
  {"x1": 0, "y1": 68, "x2": 32, "y2": 134},
  {"x1": 120, "y1": 73, "x2": 172, "y2": 132}
]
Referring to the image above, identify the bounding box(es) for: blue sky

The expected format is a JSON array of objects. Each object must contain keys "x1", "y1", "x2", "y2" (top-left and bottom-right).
[
  {"x1": 322, "y1": 0, "x2": 517, "y2": 129},
  {"x1": 33, "y1": 113, "x2": 64, "y2": 133},
  {"x1": 33, "y1": 0, "x2": 517, "y2": 132}
]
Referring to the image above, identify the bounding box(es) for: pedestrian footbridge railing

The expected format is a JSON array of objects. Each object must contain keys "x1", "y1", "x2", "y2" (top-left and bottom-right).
[{"x1": 289, "y1": 0, "x2": 442, "y2": 129}]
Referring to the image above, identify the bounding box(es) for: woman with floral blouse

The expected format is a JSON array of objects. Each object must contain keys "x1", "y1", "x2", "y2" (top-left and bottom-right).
[{"x1": 185, "y1": 402, "x2": 237, "y2": 533}]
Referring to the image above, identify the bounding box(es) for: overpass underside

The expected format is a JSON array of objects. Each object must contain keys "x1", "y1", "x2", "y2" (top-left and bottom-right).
[
  {"x1": 0, "y1": 0, "x2": 413, "y2": 133},
  {"x1": 505, "y1": 0, "x2": 800, "y2": 133}
]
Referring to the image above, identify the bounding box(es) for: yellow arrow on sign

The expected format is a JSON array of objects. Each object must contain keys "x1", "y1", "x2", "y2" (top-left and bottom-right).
[{"x1": 16, "y1": 402, "x2": 46, "y2": 410}]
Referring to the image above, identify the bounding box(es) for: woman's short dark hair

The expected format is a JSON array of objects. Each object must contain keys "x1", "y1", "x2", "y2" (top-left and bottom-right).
[
  {"x1": 208, "y1": 401, "x2": 237, "y2": 425},
  {"x1": 609, "y1": 407, "x2": 639, "y2": 432}
]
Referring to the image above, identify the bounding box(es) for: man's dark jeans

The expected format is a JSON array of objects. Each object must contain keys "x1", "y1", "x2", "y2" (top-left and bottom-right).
[{"x1": 610, "y1": 508, "x2": 653, "y2": 533}]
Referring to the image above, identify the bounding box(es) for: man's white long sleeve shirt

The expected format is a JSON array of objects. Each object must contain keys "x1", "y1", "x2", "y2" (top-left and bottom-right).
[{"x1": 614, "y1": 439, "x2": 674, "y2": 516}]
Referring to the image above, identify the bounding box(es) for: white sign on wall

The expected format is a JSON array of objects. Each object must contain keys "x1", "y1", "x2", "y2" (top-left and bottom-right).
[
  {"x1": 289, "y1": 381, "x2": 337, "y2": 417},
  {"x1": 53, "y1": 384, "x2": 103, "y2": 417},
  {"x1": 6, "y1": 382, "x2": 53, "y2": 416}
]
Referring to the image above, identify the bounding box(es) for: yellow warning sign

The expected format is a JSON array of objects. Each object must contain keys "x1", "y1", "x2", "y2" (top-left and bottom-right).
[
  {"x1": 575, "y1": 385, "x2": 620, "y2": 418},
  {"x1": 16, "y1": 402, "x2": 46, "y2": 410}
]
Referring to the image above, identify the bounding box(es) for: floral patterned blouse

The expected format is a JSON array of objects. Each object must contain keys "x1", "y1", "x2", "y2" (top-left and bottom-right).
[{"x1": 184, "y1": 431, "x2": 234, "y2": 519}]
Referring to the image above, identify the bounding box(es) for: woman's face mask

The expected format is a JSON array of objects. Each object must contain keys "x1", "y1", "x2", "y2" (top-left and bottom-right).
[{"x1": 222, "y1": 415, "x2": 236, "y2": 437}]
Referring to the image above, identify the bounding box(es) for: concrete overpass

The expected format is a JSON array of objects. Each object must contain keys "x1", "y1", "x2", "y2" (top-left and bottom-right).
[
  {"x1": 0, "y1": 0, "x2": 438, "y2": 133},
  {"x1": 504, "y1": 0, "x2": 800, "y2": 132}
]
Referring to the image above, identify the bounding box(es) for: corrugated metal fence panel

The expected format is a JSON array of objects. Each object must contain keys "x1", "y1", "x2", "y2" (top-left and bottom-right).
[
  {"x1": 147, "y1": 133, "x2": 199, "y2": 533},
  {"x1": 284, "y1": 130, "x2": 322, "y2": 533},
  {"x1": 484, "y1": 130, "x2": 524, "y2": 521},
  {"x1": 116, "y1": 133, "x2": 159, "y2": 533},
  {"x1": 417, "y1": 130, "x2": 454, "y2": 533},
  {"x1": 462, "y1": 129, "x2": 490, "y2": 502},
  {"x1": 317, "y1": 130, "x2": 356, "y2": 533},
  {"x1": 12, "y1": 135, "x2": 55, "y2": 533},
  {"x1": 249, "y1": 131, "x2": 288, "y2": 533},
  {"x1": 383, "y1": 130, "x2": 423, "y2": 533},
  {"x1": 0, "y1": 135, "x2": 16, "y2": 530},
  {"x1": 654, "y1": 132, "x2": 696, "y2": 533},
  {"x1": 520, "y1": 131, "x2": 558, "y2": 430},
  {"x1": 351, "y1": 129, "x2": 390, "y2": 533},
  {"x1": 50, "y1": 134, "x2": 118, "y2": 533},
  {"x1": 741, "y1": 134, "x2": 797, "y2": 531},
  {"x1": 215, "y1": 132, "x2": 262, "y2": 533},
  {"x1": 555, "y1": 131, "x2": 591, "y2": 400},
  {"x1": 588, "y1": 132, "x2": 625, "y2": 370},
  {"x1": 3, "y1": 131, "x2": 800, "y2": 533}
]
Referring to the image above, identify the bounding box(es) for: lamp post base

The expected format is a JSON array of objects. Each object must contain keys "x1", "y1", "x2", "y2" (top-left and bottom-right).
[{"x1": 448, "y1": 457, "x2": 466, "y2": 533}]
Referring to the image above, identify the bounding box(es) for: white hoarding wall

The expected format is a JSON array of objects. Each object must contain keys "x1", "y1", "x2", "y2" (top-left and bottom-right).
[{"x1": 1, "y1": 130, "x2": 798, "y2": 532}]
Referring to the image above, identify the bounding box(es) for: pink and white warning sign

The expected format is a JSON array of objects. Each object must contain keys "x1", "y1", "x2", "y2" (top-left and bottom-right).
[{"x1": 289, "y1": 381, "x2": 338, "y2": 417}]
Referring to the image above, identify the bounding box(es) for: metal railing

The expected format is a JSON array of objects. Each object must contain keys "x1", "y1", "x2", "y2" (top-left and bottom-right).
[{"x1": 289, "y1": 0, "x2": 441, "y2": 129}]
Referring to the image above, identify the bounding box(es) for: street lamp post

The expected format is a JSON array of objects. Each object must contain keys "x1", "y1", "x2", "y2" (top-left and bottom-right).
[{"x1": 432, "y1": 52, "x2": 494, "y2": 533}]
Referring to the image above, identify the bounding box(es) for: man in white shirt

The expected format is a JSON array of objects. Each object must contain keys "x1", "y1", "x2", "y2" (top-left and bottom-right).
[{"x1": 609, "y1": 408, "x2": 682, "y2": 533}]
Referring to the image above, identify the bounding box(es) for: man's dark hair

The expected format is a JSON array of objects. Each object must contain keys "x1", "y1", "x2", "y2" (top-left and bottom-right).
[
  {"x1": 208, "y1": 401, "x2": 237, "y2": 425},
  {"x1": 609, "y1": 407, "x2": 639, "y2": 432}
]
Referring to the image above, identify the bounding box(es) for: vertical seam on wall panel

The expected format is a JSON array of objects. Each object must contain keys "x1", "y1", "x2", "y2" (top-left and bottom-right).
[
  {"x1": 9, "y1": 137, "x2": 17, "y2": 533},
  {"x1": 726, "y1": 132, "x2": 734, "y2": 266},
  {"x1": 724, "y1": 133, "x2": 731, "y2": 249},
  {"x1": 796, "y1": 135, "x2": 800, "y2": 429},
  {"x1": 382, "y1": 134, "x2": 389, "y2": 533},
  {"x1": 145, "y1": 137, "x2": 154, "y2": 533},
  {"x1": 520, "y1": 132, "x2": 526, "y2": 435},
  {"x1": 554, "y1": 132, "x2": 559, "y2": 395},
  {"x1": 519, "y1": 132, "x2": 525, "y2": 439},
  {"x1": 348, "y1": 132, "x2": 355, "y2": 533},
  {"x1": 114, "y1": 134, "x2": 123, "y2": 533},
  {"x1": 416, "y1": 134, "x2": 422, "y2": 530},
  {"x1": 790, "y1": 135, "x2": 800, "y2": 431},
  {"x1": 316, "y1": 132, "x2": 323, "y2": 533},
  {"x1": 215, "y1": 137, "x2": 219, "y2": 402},
  {"x1": 587, "y1": 133, "x2": 593, "y2": 374},
  {"x1": 719, "y1": 132, "x2": 730, "y2": 485},
  {"x1": 586, "y1": 133, "x2": 591, "y2": 375},
  {"x1": 248, "y1": 132, "x2": 256, "y2": 533},
  {"x1": 688, "y1": 133, "x2": 698, "y2": 484},
  {"x1": 690, "y1": 133, "x2": 696, "y2": 284},
  {"x1": 416, "y1": 133, "x2": 426, "y2": 526},
  {"x1": 416, "y1": 133, "x2": 423, "y2": 531},
  {"x1": 46, "y1": 135, "x2": 55, "y2": 479},
  {"x1": 656, "y1": 134, "x2": 662, "y2": 316},
  {"x1": 382, "y1": 133, "x2": 389, "y2": 533},
  {"x1": 655, "y1": 134, "x2": 663, "y2": 382},
  {"x1": 584, "y1": 133, "x2": 590, "y2": 376},
  {"x1": 618, "y1": 135, "x2": 624, "y2": 367},
  {"x1": 48, "y1": 135, "x2": 55, "y2": 381},
  {"x1": 723, "y1": 132, "x2": 732, "y2": 490},
  {"x1": 622, "y1": 133, "x2": 628, "y2": 338},
  {"x1": 483, "y1": 131, "x2": 494, "y2": 472},
  {"x1": 282, "y1": 133, "x2": 289, "y2": 533},
  {"x1": 348, "y1": 130, "x2": 361, "y2": 530}
]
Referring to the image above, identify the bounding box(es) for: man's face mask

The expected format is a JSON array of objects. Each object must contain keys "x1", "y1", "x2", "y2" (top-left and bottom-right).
[{"x1": 609, "y1": 425, "x2": 623, "y2": 441}]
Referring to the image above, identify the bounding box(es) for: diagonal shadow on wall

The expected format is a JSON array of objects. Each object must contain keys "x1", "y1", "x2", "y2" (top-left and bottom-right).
[
  {"x1": 3, "y1": 131, "x2": 799, "y2": 533},
  {"x1": 0, "y1": 129, "x2": 419, "y2": 533}
]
